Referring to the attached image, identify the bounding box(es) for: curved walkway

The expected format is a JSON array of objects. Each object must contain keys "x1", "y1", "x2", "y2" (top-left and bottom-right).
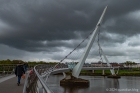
[{"x1": 0, "y1": 75, "x2": 25, "y2": 93}]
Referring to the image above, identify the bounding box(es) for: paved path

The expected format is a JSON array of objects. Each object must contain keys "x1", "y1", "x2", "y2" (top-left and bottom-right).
[
  {"x1": 0, "y1": 75, "x2": 25, "y2": 93},
  {"x1": 0, "y1": 75, "x2": 15, "y2": 83}
]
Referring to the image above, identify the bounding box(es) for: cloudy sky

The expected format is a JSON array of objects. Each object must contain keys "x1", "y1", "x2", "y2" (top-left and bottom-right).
[{"x1": 0, "y1": 0, "x2": 140, "y2": 63}]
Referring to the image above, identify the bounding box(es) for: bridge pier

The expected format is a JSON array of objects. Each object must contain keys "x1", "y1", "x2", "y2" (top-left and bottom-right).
[
  {"x1": 92, "y1": 70, "x2": 95, "y2": 73},
  {"x1": 60, "y1": 71, "x2": 89, "y2": 87},
  {"x1": 102, "y1": 70, "x2": 105, "y2": 75},
  {"x1": 107, "y1": 68, "x2": 121, "y2": 78},
  {"x1": 60, "y1": 75, "x2": 89, "y2": 87},
  {"x1": 107, "y1": 74, "x2": 121, "y2": 78}
]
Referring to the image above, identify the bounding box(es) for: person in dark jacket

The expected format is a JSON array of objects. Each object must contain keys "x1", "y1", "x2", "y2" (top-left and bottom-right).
[
  {"x1": 23, "y1": 62, "x2": 28, "y2": 72},
  {"x1": 15, "y1": 62, "x2": 25, "y2": 86}
]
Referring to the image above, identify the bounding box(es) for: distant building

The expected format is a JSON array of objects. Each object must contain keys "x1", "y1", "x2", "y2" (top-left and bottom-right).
[
  {"x1": 84, "y1": 63, "x2": 91, "y2": 67},
  {"x1": 91, "y1": 62, "x2": 107, "y2": 67}
]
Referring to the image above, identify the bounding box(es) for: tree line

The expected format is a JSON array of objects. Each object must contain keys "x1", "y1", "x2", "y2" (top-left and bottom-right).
[
  {"x1": 0, "y1": 59, "x2": 137, "y2": 65},
  {"x1": 0, "y1": 59, "x2": 58, "y2": 65}
]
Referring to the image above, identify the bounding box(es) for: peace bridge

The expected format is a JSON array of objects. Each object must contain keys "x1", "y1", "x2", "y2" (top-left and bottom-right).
[{"x1": 0, "y1": 6, "x2": 139, "y2": 93}]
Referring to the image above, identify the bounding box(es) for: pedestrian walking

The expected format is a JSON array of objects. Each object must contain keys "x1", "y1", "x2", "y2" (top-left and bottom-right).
[
  {"x1": 23, "y1": 62, "x2": 28, "y2": 72},
  {"x1": 15, "y1": 62, "x2": 25, "y2": 86}
]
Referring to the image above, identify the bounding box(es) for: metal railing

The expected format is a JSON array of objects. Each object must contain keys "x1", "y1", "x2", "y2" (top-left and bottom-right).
[
  {"x1": 23, "y1": 63, "x2": 66, "y2": 93},
  {"x1": 0, "y1": 64, "x2": 16, "y2": 77}
]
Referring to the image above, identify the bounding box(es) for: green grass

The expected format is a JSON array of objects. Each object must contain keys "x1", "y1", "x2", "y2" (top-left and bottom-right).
[{"x1": 79, "y1": 69, "x2": 140, "y2": 76}]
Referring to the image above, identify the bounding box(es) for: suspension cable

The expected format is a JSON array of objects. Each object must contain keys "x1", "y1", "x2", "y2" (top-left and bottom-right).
[
  {"x1": 97, "y1": 27, "x2": 104, "y2": 63},
  {"x1": 60, "y1": 31, "x2": 93, "y2": 63},
  {"x1": 52, "y1": 30, "x2": 94, "y2": 70}
]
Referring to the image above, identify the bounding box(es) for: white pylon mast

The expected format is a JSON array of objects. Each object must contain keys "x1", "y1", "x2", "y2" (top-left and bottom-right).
[{"x1": 72, "y1": 6, "x2": 108, "y2": 78}]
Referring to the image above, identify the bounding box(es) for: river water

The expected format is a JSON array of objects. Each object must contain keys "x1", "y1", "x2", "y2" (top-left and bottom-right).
[{"x1": 47, "y1": 75, "x2": 140, "y2": 93}]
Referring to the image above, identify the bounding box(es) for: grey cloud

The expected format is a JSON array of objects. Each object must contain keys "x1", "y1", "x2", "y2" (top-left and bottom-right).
[
  {"x1": 128, "y1": 42, "x2": 140, "y2": 47},
  {"x1": 0, "y1": 44, "x2": 27, "y2": 60},
  {"x1": 128, "y1": 39, "x2": 140, "y2": 47}
]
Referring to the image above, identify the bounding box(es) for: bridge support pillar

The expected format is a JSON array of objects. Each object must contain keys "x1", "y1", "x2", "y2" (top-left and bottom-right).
[
  {"x1": 107, "y1": 69, "x2": 121, "y2": 79},
  {"x1": 60, "y1": 74, "x2": 89, "y2": 87},
  {"x1": 92, "y1": 70, "x2": 95, "y2": 73},
  {"x1": 60, "y1": 79, "x2": 89, "y2": 88},
  {"x1": 107, "y1": 74, "x2": 121, "y2": 79},
  {"x1": 102, "y1": 70, "x2": 105, "y2": 75}
]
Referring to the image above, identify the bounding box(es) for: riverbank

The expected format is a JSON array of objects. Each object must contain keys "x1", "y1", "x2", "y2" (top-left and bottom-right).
[
  {"x1": 79, "y1": 72, "x2": 140, "y2": 76},
  {"x1": 79, "y1": 69, "x2": 140, "y2": 76},
  {"x1": 56, "y1": 69, "x2": 140, "y2": 76}
]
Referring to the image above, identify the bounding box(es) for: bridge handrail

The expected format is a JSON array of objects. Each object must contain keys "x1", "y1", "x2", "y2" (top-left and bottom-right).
[
  {"x1": 33, "y1": 65, "x2": 54, "y2": 93},
  {"x1": 23, "y1": 64, "x2": 56, "y2": 93}
]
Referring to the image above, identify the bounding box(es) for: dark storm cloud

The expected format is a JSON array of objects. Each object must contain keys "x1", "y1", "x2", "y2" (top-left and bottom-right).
[
  {"x1": 99, "y1": 32, "x2": 128, "y2": 47},
  {"x1": 102, "y1": 1, "x2": 140, "y2": 36},
  {"x1": 0, "y1": 0, "x2": 97, "y2": 52},
  {"x1": 0, "y1": 44, "x2": 28, "y2": 60},
  {"x1": 0, "y1": 0, "x2": 140, "y2": 62},
  {"x1": 103, "y1": 16, "x2": 140, "y2": 36}
]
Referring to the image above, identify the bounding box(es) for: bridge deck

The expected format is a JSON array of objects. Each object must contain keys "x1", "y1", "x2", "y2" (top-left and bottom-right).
[{"x1": 0, "y1": 75, "x2": 25, "y2": 93}]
